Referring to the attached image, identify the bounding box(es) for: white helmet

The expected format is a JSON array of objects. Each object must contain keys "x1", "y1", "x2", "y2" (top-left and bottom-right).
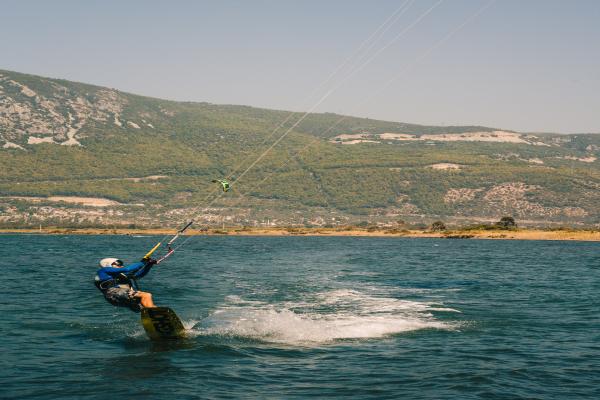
[{"x1": 99, "y1": 258, "x2": 124, "y2": 267}]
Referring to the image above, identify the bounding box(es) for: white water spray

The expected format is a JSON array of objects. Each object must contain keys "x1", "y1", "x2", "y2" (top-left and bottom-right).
[{"x1": 190, "y1": 288, "x2": 459, "y2": 345}]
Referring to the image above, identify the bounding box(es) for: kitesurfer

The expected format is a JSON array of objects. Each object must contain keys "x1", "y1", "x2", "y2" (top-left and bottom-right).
[{"x1": 94, "y1": 257, "x2": 157, "y2": 312}]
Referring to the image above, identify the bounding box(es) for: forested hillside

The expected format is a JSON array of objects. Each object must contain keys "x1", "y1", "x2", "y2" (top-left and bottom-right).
[{"x1": 2, "y1": 69, "x2": 600, "y2": 228}]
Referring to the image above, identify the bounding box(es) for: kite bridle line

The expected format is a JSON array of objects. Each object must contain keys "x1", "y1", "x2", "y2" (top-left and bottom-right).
[
  {"x1": 166, "y1": 0, "x2": 443, "y2": 228},
  {"x1": 152, "y1": 0, "x2": 495, "y2": 262},
  {"x1": 224, "y1": 0, "x2": 499, "y2": 211},
  {"x1": 147, "y1": 1, "x2": 419, "y2": 261},
  {"x1": 167, "y1": 0, "x2": 414, "y2": 224},
  {"x1": 151, "y1": 220, "x2": 195, "y2": 264},
  {"x1": 214, "y1": 0, "x2": 414, "y2": 188}
]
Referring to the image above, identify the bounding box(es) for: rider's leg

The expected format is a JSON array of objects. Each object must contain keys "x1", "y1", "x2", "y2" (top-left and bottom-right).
[{"x1": 133, "y1": 291, "x2": 156, "y2": 308}]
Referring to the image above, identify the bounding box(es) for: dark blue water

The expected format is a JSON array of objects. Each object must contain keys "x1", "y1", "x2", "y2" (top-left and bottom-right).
[{"x1": 1, "y1": 235, "x2": 599, "y2": 399}]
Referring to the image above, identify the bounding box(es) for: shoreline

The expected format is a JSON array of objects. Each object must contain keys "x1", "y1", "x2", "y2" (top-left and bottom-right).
[{"x1": 2, "y1": 227, "x2": 600, "y2": 241}]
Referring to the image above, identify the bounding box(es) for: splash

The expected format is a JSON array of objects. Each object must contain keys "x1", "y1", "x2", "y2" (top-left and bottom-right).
[{"x1": 191, "y1": 289, "x2": 458, "y2": 345}]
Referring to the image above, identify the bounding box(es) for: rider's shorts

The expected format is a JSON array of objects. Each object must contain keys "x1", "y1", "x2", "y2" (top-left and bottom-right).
[{"x1": 104, "y1": 286, "x2": 142, "y2": 312}]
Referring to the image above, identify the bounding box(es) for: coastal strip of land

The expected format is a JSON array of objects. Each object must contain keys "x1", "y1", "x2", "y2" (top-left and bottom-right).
[{"x1": 2, "y1": 227, "x2": 600, "y2": 241}]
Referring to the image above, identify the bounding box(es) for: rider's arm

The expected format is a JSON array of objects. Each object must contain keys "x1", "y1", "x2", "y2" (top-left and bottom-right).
[
  {"x1": 132, "y1": 259, "x2": 156, "y2": 279},
  {"x1": 101, "y1": 262, "x2": 146, "y2": 277}
]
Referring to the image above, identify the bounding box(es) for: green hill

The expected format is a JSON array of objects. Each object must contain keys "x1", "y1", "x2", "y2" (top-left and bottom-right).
[{"x1": 1, "y1": 69, "x2": 600, "y2": 228}]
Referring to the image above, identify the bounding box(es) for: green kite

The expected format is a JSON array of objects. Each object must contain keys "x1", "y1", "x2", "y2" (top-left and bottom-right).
[{"x1": 212, "y1": 179, "x2": 230, "y2": 192}]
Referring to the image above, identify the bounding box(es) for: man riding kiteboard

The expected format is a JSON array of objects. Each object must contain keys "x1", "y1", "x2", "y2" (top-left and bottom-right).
[
  {"x1": 91, "y1": 184, "x2": 219, "y2": 338},
  {"x1": 94, "y1": 257, "x2": 157, "y2": 312}
]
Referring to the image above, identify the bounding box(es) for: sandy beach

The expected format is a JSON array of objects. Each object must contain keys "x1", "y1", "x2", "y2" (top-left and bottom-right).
[{"x1": 2, "y1": 227, "x2": 600, "y2": 241}]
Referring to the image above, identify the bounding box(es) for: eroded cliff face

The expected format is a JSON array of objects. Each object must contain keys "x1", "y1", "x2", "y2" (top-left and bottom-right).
[{"x1": 0, "y1": 72, "x2": 131, "y2": 147}]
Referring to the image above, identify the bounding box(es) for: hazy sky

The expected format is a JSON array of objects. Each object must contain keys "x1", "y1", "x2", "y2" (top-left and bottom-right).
[{"x1": 2, "y1": 0, "x2": 599, "y2": 133}]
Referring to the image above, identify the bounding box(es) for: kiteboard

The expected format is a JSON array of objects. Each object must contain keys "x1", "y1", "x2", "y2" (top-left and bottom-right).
[{"x1": 141, "y1": 307, "x2": 185, "y2": 340}]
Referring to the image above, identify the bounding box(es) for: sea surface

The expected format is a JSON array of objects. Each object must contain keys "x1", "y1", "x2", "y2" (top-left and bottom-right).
[{"x1": 1, "y1": 235, "x2": 599, "y2": 399}]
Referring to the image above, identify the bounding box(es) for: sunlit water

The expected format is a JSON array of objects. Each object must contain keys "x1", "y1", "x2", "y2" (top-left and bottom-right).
[{"x1": 1, "y1": 235, "x2": 599, "y2": 398}]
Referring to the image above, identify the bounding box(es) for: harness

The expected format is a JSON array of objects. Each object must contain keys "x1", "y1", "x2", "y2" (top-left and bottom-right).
[{"x1": 94, "y1": 273, "x2": 139, "y2": 292}]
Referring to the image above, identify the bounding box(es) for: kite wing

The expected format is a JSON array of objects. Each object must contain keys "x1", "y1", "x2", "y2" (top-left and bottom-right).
[{"x1": 211, "y1": 179, "x2": 230, "y2": 192}]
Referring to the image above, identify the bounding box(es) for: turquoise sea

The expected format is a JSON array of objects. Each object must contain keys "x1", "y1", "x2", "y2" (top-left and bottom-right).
[{"x1": 1, "y1": 235, "x2": 599, "y2": 399}]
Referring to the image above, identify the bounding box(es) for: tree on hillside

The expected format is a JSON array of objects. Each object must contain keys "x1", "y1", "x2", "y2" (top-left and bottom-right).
[
  {"x1": 430, "y1": 220, "x2": 446, "y2": 231},
  {"x1": 497, "y1": 216, "x2": 517, "y2": 229}
]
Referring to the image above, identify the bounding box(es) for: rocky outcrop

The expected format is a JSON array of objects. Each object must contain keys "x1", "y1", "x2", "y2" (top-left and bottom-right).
[{"x1": 0, "y1": 72, "x2": 127, "y2": 147}]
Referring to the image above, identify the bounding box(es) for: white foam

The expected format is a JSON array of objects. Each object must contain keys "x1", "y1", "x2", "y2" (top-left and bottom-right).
[
  {"x1": 191, "y1": 289, "x2": 458, "y2": 345},
  {"x1": 182, "y1": 319, "x2": 201, "y2": 330}
]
